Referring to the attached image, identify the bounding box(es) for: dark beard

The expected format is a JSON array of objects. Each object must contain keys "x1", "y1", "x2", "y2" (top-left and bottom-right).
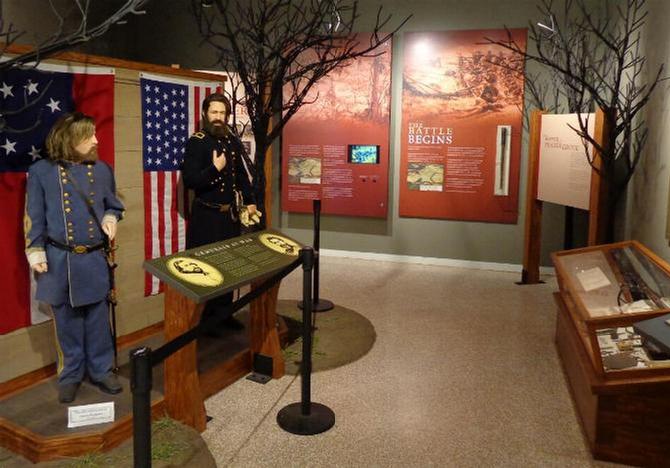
[{"x1": 204, "y1": 120, "x2": 228, "y2": 138}]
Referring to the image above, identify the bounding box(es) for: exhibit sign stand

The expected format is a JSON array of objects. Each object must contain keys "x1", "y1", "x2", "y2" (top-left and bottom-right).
[
  {"x1": 520, "y1": 108, "x2": 608, "y2": 284},
  {"x1": 131, "y1": 230, "x2": 305, "y2": 466}
]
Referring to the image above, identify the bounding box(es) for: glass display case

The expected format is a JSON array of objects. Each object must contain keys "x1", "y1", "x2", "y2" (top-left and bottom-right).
[
  {"x1": 552, "y1": 241, "x2": 670, "y2": 466},
  {"x1": 553, "y1": 240, "x2": 670, "y2": 377}
]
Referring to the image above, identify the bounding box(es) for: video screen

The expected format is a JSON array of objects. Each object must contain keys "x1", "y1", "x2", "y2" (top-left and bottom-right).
[{"x1": 348, "y1": 144, "x2": 380, "y2": 164}]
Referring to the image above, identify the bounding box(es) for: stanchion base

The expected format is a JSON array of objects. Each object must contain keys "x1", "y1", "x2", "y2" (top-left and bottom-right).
[
  {"x1": 277, "y1": 402, "x2": 335, "y2": 435},
  {"x1": 297, "y1": 299, "x2": 334, "y2": 312}
]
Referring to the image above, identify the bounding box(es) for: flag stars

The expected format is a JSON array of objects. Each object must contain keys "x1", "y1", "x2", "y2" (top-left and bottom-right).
[
  {"x1": 25, "y1": 80, "x2": 39, "y2": 95},
  {"x1": 146, "y1": 109, "x2": 152, "y2": 117},
  {"x1": 171, "y1": 89, "x2": 176, "y2": 96},
  {"x1": 1, "y1": 138, "x2": 17, "y2": 155},
  {"x1": 146, "y1": 121, "x2": 153, "y2": 129},
  {"x1": 0, "y1": 82, "x2": 13, "y2": 98},
  {"x1": 146, "y1": 157, "x2": 153, "y2": 165},
  {"x1": 46, "y1": 98, "x2": 61, "y2": 113},
  {"x1": 28, "y1": 145, "x2": 41, "y2": 160},
  {"x1": 163, "y1": 93, "x2": 168, "y2": 100}
]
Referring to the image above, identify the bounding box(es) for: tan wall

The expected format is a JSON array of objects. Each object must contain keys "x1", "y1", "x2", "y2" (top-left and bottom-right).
[{"x1": 0, "y1": 56, "x2": 222, "y2": 383}]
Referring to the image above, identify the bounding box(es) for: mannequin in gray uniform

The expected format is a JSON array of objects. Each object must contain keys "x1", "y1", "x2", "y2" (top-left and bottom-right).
[{"x1": 25, "y1": 112, "x2": 124, "y2": 403}]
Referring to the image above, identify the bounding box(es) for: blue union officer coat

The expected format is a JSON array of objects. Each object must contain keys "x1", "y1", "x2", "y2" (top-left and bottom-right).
[{"x1": 24, "y1": 159, "x2": 124, "y2": 307}]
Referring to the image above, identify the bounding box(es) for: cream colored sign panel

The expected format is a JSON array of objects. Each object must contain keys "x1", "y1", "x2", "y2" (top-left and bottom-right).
[{"x1": 537, "y1": 113, "x2": 595, "y2": 210}]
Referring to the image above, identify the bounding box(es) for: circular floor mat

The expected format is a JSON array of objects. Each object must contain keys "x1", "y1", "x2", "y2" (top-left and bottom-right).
[{"x1": 277, "y1": 299, "x2": 376, "y2": 374}]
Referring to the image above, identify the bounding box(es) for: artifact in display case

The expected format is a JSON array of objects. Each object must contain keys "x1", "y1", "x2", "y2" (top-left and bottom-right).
[
  {"x1": 553, "y1": 240, "x2": 670, "y2": 375},
  {"x1": 552, "y1": 240, "x2": 670, "y2": 466}
]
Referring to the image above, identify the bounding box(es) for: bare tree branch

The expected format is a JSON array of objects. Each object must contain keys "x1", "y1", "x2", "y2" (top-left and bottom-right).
[
  {"x1": 192, "y1": 0, "x2": 411, "y2": 223},
  {"x1": 0, "y1": 0, "x2": 150, "y2": 71},
  {"x1": 484, "y1": 0, "x2": 667, "y2": 240}
]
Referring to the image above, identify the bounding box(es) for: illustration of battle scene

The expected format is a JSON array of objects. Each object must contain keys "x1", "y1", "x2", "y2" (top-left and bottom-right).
[
  {"x1": 403, "y1": 40, "x2": 524, "y2": 118},
  {"x1": 288, "y1": 40, "x2": 391, "y2": 123},
  {"x1": 407, "y1": 163, "x2": 444, "y2": 190},
  {"x1": 288, "y1": 157, "x2": 322, "y2": 184}
]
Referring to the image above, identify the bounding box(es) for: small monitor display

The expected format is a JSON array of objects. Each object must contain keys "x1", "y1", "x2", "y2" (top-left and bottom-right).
[{"x1": 348, "y1": 144, "x2": 380, "y2": 164}]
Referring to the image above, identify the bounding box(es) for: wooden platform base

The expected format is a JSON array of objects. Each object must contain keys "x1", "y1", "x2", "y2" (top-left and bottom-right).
[
  {"x1": 554, "y1": 293, "x2": 670, "y2": 466},
  {"x1": 0, "y1": 376, "x2": 165, "y2": 464},
  {"x1": 0, "y1": 306, "x2": 290, "y2": 463}
]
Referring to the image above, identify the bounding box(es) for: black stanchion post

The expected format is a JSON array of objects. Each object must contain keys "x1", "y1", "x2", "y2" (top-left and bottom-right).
[
  {"x1": 131, "y1": 346, "x2": 153, "y2": 468},
  {"x1": 278, "y1": 247, "x2": 335, "y2": 435},
  {"x1": 298, "y1": 199, "x2": 334, "y2": 312}
]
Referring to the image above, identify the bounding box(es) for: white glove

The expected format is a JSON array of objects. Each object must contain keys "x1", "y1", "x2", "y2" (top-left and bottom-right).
[{"x1": 240, "y1": 206, "x2": 262, "y2": 227}]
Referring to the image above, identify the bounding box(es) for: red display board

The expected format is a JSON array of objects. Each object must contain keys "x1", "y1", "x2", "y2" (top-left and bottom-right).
[
  {"x1": 281, "y1": 35, "x2": 392, "y2": 218},
  {"x1": 399, "y1": 29, "x2": 527, "y2": 223}
]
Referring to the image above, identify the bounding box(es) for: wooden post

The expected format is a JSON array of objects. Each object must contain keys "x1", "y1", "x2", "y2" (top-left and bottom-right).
[
  {"x1": 588, "y1": 108, "x2": 610, "y2": 245},
  {"x1": 521, "y1": 110, "x2": 545, "y2": 284},
  {"x1": 249, "y1": 282, "x2": 284, "y2": 378},
  {"x1": 163, "y1": 285, "x2": 206, "y2": 432}
]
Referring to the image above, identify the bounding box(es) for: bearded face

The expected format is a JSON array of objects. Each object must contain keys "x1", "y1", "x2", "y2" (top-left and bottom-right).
[
  {"x1": 73, "y1": 134, "x2": 99, "y2": 162},
  {"x1": 203, "y1": 101, "x2": 229, "y2": 138}
]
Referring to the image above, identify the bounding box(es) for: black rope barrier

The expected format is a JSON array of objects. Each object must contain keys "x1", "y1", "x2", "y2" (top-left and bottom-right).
[{"x1": 149, "y1": 257, "x2": 301, "y2": 366}]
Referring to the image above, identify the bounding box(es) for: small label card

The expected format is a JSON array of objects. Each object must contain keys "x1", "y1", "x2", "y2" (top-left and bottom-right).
[
  {"x1": 576, "y1": 267, "x2": 611, "y2": 292},
  {"x1": 67, "y1": 402, "x2": 115, "y2": 428}
]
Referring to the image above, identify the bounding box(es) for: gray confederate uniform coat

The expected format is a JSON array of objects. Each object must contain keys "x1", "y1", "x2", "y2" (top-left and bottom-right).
[{"x1": 24, "y1": 158, "x2": 124, "y2": 385}]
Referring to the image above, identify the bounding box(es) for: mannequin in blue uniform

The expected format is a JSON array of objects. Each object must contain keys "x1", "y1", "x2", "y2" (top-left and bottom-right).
[
  {"x1": 25, "y1": 112, "x2": 125, "y2": 403},
  {"x1": 182, "y1": 93, "x2": 257, "y2": 330}
]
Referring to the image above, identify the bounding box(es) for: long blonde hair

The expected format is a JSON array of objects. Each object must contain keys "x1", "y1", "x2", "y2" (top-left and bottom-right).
[{"x1": 45, "y1": 112, "x2": 96, "y2": 162}]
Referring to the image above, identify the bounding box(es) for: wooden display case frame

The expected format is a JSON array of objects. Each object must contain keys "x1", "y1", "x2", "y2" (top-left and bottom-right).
[{"x1": 552, "y1": 240, "x2": 670, "y2": 466}]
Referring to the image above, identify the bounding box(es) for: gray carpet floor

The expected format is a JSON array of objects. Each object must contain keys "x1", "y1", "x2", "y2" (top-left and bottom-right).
[{"x1": 201, "y1": 256, "x2": 628, "y2": 467}]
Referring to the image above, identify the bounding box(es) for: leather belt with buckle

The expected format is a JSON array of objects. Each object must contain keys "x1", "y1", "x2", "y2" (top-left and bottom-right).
[
  {"x1": 195, "y1": 198, "x2": 232, "y2": 213},
  {"x1": 47, "y1": 237, "x2": 104, "y2": 254}
]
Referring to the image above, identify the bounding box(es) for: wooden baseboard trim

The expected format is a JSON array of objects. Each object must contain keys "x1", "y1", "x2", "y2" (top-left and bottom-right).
[{"x1": 117, "y1": 321, "x2": 164, "y2": 349}]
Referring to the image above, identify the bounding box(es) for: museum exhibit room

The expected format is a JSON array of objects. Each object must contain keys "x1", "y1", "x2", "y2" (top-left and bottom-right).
[{"x1": 2, "y1": 0, "x2": 670, "y2": 466}]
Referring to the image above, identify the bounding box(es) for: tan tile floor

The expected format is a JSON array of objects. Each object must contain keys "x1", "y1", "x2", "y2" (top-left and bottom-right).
[{"x1": 203, "y1": 256, "x2": 628, "y2": 467}]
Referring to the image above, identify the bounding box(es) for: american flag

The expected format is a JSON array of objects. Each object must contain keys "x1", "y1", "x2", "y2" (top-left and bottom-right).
[
  {"x1": 0, "y1": 63, "x2": 114, "y2": 334},
  {"x1": 140, "y1": 73, "x2": 221, "y2": 295}
]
